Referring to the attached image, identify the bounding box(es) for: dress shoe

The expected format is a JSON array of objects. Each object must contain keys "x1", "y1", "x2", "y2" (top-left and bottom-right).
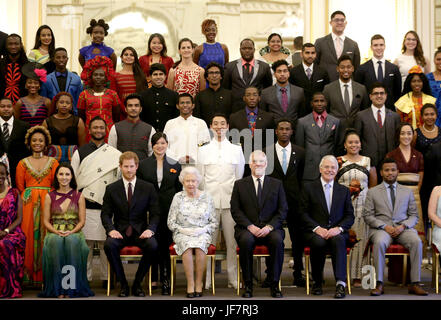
[
  {"x1": 270, "y1": 286, "x2": 283, "y2": 298},
  {"x1": 293, "y1": 276, "x2": 306, "y2": 287},
  {"x1": 261, "y1": 277, "x2": 271, "y2": 288},
  {"x1": 161, "y1": 280, "x2": 171, "y2": 295},
  {"x1": 118, "y1": 285, "x2": 130, "y2": 297},
  {"x1": 132, "y1": 284, "x2": 146, "y2": 297},
  {"x1": 352, "y1": 279, "x2": 362, "y2": 288},
  {"x1": 186, "y1": 292, "x2": 195, "y2": 298},
  {"x1": 195, "y1": 291, "x2": 203, "y2": 298},
  {"x1": 242, "y1": 286, "x2": 253, "y2": 298},
  {"x1": 312, "y1": 283, "x2": 323, "y2": 295},
  {"x1": 408, "y1": 284, "x2": 428, "y2": 296},
  {"x1": 334, "y1": 284, "x2": 346, "y2": 299},
  {"x1": 370, "y1": 283, "x2": 384, "y2": 296}
]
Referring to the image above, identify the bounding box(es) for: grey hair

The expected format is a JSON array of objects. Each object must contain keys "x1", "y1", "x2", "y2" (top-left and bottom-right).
[
  {"x1": 248, "y1": 150, "x2": 267, "y2": 164},
  {"x1": 319, "y1": 155, "x2": 338, "y2": 168},
  {"x1": 179, "y1": 166, "x2": 202, "y2": 184}
]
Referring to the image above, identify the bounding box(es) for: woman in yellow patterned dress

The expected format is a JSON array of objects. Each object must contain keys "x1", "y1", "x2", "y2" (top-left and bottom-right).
[{"x1": 15, "y1": 126, "x2": 59, "y2": 285}]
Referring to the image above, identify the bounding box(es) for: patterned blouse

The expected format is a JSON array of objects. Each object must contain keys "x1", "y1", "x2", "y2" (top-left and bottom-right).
[{"x1": 173, "y1": 66, "x2": 202, "y2": 98}]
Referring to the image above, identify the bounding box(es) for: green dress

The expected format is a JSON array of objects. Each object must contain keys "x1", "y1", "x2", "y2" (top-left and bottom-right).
[{"x1": 39, "y1": 189, "x2": 94, "y2": 297}]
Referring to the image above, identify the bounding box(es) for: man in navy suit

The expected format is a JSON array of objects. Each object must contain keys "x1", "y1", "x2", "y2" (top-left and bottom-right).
[
  {"x1": 101, "y1": 151, "x2": 160, "y2": 297},
  {"x1": 40, "y1": 47, "x2": 83, "y2": 114},
  {"x1": 231, "y1": 150, "x2": 288, "y2": 298},
  {"x1": 300, "y1": 155, "x2": 354, "y2": 298},
  {"x1": 354, "y1": 34, "x2": 401, "y2": 110}
]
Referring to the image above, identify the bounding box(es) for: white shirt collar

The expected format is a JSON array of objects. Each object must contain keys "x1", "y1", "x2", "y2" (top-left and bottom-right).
[
  {"x1": 276, "y1": 141, "x2": 291, "y2": 152},
  {"x1": 179, "y1": 115, "x2": 194, "y2": 121},
  {"x1": 331, "y1": 32, "x2": 345, "y2": 42},
  {"x1": 339, "y1": 79, "x2": 352, "y2": 88},
  {"x1": 252, "y1": 174, "x2": 265, "y2": 184},
  {"x1": 383, "y1": 181, "x2": 397, "y2": 189},
  {"x1": 320, "y1": 177, "x2": 334, "y2": 188},
  {"x1": 372, "y1": 56, "x2": 386, "y2": 65},
  {"x1": 303, "y1": 62, "x2": 313, "y2": 72},
  {"x1": 371, "y1": 104, "x2": 386, "y2": 114},
  {"x1": 0, "y1": 116, "x2": 14, "y2": 127},
  {"x1": 122, "y1": 176, "x2": 136, "y2": 189}
]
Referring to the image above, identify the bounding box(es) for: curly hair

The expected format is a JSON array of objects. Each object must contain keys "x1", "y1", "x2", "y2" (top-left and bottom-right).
[
  {"x1": 401, "y1": 31, "x2": 426, "y2": 67},
  {"x1": 201, "y1": 19, "x2": 217, "y2": 34},
  {"x1": 80, "y1": 56, "x2": 115, "y2": 86},
  {"x1": 86, "y1": 19, "x2": 109, "y2": 36},
  {"x1": 25, "y1": 125, "x2": 52, "y2": 149},
  {"x1": 52, "y1": 91, "x2": 73, "y2": 112}
]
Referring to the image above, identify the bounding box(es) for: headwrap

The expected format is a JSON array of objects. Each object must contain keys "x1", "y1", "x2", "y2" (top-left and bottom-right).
[{"x1": 80, "y1": 55, "x2": 115, "y2": 87}]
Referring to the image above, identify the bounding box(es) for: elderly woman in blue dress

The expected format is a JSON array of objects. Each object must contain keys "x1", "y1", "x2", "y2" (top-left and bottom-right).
[{"x1": 167, "y1": 166, "x2": 217, "y2": 298}]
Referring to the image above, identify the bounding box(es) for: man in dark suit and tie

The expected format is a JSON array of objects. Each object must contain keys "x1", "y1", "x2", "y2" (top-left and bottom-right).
[
  {"x1": 0, "y1": 97, "x2": 30, "y2": 187},
  {"x1": 265, "y1": 118, "x2": 306, "y2": 287},
  {"x1": 101, "y1": 151, "x2": 160, "y2": 297},
  {"x1": 354, "y1": 35, "x2": 401, "y2": 110},
  {"x1": 323, "y1": 55, "x2": 369, "y2": 155},
  {"x1": 222, "y1": 38, "x2": 273, "y2": 112},
  {"x1": 231, "y1": 150, "x2": 288, "y2": 298},
  {"x1": 300, "y1": 155, "x2": 354, "y2": 298},
  {"x1": 289, "y1": 43, "x2": 330, "y2": 117},
  {"x1": 354, "y1": 82, "x2": 401, "y2": 182},
  {"x1": 295, "y1": 92, "x2": 340, "y2": 181},
  {"x1": 314, "y1": 11, "x2": 361, "y2": 82},
  {"x1": 260, "y1": 60, "x2": 304, "y2": 126}
]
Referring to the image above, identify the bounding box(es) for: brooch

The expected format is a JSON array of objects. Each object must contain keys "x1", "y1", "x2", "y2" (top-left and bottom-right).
[{"x1": 170, "y1": 168, "x2": 177, "y2": 173}]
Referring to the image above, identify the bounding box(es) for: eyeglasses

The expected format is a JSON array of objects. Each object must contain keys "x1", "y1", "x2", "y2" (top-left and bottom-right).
[{"x1": 207, "y1": 71, "x2": 221, "y2": 75}]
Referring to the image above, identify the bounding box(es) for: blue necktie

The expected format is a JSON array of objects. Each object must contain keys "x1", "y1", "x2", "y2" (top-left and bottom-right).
[
  {"x1": 55, "y1": 71, "x2": 67, "y2": 77},
  {"x1": 281, "y1": 148, "x2": 288, "y2": 174},
  {"x1": 324, "y1": 183, "x2": 331, "y2": 213},
  {"x1": 377, "y1": 61, "x2": 384, "y2": 82}
]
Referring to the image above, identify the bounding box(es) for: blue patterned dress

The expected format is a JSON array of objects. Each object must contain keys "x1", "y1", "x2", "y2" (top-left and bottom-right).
[
  {"x1": 426, "y1": 72, "x2": 441, "y2": 127},
  {"x1": 198, "y1": 42, "x2": 225, "y2": 69}
]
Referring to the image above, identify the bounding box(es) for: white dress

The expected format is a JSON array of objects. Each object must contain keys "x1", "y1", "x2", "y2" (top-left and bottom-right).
[
  {"x1": 167, "y1": 191, "x2": 217, "y2": 255},
  {"x1": 395, "y1": 54, "x2": 419, "y2": 89}
]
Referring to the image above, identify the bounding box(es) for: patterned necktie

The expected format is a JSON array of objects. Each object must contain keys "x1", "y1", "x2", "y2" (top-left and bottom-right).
[
  {"x1": 335, "y1": 36, "x2": 342, "y2": 58},
  {"x1": 248, "y1": 111, "x2": 257, "y2": 137},
  {"x1": 126, "y1": 182, "x2": 133, "y2": 237},
  {"x1": 389, "y1": 184, "x2": 395, "y2": 209},
  {"x1": 2, "y1": 123, "x2": 9, "y2": 142},
  {"x1": 324, "y1": 183, "x2": 331, "y2": 213},
  {"x1": 317, "y1": 115, "x2": 323, "y2": 128},
  {"x1": 377, "y1": 109, "x2": 383, "y2": 128},
  {"x1": 257, "y1": 178, "x2": 263, "y2": 207},
  {"x1": 377, "y1": 61, "x2": 384, "y2": 82},
  {"x1": 281, "y1": 148, "x2": 288, "y2": 174},
  {"x1": 306, "y1": 67, "x2": 312, "y2": 80},
  {"x1": 344, "y1": 84, "x2": 350, "y2": 111},
  {"x1": 280, "y1": 87, "x2": 288, "y2": 113}
]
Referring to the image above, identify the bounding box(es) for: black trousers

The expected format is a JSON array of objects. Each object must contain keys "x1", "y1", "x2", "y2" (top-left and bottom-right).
[
  {"x1": 150, "y1": 223, "x2": 173, "y2": 283},
  {"x1": 104, "y1": 230, "x2": 158, "y2": 286},
  {"x1": 235, "y1": 228, "x2": 285, "y2": 286},
  {"x1": 287, "y1": 218, "x2": 304, "y2": 277},
  {"x1": 304, "y1": 232, "x2": 348, "y2": 284}
]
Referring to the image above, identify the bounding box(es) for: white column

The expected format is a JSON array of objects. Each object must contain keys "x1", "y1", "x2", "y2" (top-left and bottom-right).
[{"x1": 415, "y1": 0, "x2": 435, "y2": 70}]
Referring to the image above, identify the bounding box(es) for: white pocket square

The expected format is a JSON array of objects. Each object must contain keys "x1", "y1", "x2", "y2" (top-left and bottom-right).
[
  {"x1": 346, "y1": 51, "x2": 353, "y2": 54},
  {"x1": 317, "y1": 79, "x2": 324, "y2": 82},
  {"x1": 389, "y1": 74, "x2": 394, "y2": 76}
]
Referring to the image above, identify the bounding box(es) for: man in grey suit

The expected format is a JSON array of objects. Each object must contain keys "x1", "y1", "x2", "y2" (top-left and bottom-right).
[
  {"x1": 260, "y1": 60, "x2": 304, "y2": 126},
  {"x1": 363, "y1": 158, "x2": 428, "y2": 296},
  {"x1": 223, "y1": 38, "x2": 273, "y2": 113},
  {"x1": 295, "y1": 92, "x2": 340, "y2": 181},
  {"x1": 354, "y1": 82, "x2": 400, "y2": 181},
  {"x1": 314, "y1": 10, "x2": 360, "y2": 82},
  {"x1": 323, "y1": 55, "x2": 369, "y2": 155}
]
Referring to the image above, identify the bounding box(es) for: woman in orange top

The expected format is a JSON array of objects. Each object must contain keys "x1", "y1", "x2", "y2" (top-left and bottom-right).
[{"x1": 15, "y1": 126, "x2": 58, "y2": 285}]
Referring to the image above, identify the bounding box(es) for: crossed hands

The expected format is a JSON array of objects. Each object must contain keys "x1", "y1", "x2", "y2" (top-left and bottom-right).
[
  {"x1": 384, "y1": 225, "x2": 405, "y2": 238},
  {"x1": 247, "y1": 225, "x2": 272, "y2": 238},
  {"x1": 108, "y1": 229, "x2": 154, "y2": 239},
  {"x1": 315, "y1": 226, "x2": 342, "y2": 239}
]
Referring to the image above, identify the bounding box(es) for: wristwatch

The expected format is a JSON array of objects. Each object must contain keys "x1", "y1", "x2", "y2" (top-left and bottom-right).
[
  {"x1": 266, "y1": 225, "x2": 274, "y2": 231},
  {"x1": 4, "y1": 228, "x2": 9, "y2": 234},
  {"x1": 338, "y1": 227, "x2": 344, "y2": 233}
]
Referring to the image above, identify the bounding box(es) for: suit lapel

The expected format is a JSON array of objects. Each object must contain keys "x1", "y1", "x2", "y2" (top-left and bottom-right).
[
  {"x1": 316, "y1": 179, "x2": 329, "y2": 214},
  {"x1": 326, "y1": 35, "x2": 338, "y2": 62},
  {"x1": 65, "y1": 72, "x2": 73, "y2": 92},
  {"x1": 366, "y1": 60, "x2": 376, "y2": 81},
  {"x1": 334, "y1": 82, "x2": 346, "y2": 114},
  {"x1": 260, "y1": 177, "x2": 271, "y2": 207},
  {"x1": 130, "y1": 180, "x2": 140, "y2": 211},
  {"x1": 246, "y1": 176, "x2": 259, "y2": 209},
  {"x1": 235, "y1": 60, "x2": 245, "y2": 84},
  {"x1": 250, "y1": 60, "x2": 260, "y2": 85},
  {"x1": 367, "y1": 109, "x2": 379, "y2": 140},
  {"x1": 380, "y1": 183, "x2": 394, "y2": 213},
  {"x1": 273, "y1": 146, "x2": 284, "y2": 175},
  {"x1": 50, "y1": 74, "x2": 60, "y2": 92},
  {"x1": 270, "y1": 86, "x2": 281, "y2": 108},
  {"x1": 285, "y1": 148, "x2": 297, "y2": 176},
  {"x1": 239, "y1": 110, "x2": 249, "y2": 129}
]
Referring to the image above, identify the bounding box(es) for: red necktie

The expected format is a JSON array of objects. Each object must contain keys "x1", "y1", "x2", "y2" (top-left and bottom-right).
[
  {"x1": 126, "y1": 182, "x2": 133, "y2": 237},
  {"x1": 281, "y1": 87, "x2": 288, "y2": 113},
  {"x1": 377, "y1": 110, "x2": 383, "y2": 128},
  {"x1": 317, "y1": 115, "x2": 323, "y2": 128}
]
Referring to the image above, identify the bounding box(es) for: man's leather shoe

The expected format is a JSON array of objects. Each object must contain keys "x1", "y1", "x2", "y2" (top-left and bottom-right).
[
  {"x1": 312, "y1": 283, "x2": 323, "y2": 295},
  {"x1": 132, "y1": 284, "x2": 145, "y2": 297},
  {"x1": 408, "y1": 284, "x2": 428, "y2": 296},
  {"x1": 370, "y1": 283, "x2": 384, "y2": 296},
  {"x1": 242, "y1": 286, "x2": 253, "y2": 298},
  {"x1": 118, "y1": 284, "x2": 130, "y2": 297},
  {"x1": 161, "y1": 280, "x2": 171, "y2": 295},
  {"x1": 334, "y1": 284, "x2": 346, "y2": 299},
  {"x1": 293, "y1": 276, "x2": 306, "y2": 287},
  {"x1": 270, "y1": 286, "x2": 283, "y2": 298},
  {"x1": 261, "y1": 278, "x2": 271, "y2": 288}
]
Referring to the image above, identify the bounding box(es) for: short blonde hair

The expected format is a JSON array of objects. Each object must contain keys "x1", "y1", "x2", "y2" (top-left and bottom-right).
[
  {"x1": 179, "y1": 166, "x2": 202, "y2": 184},
  {"x1": 119, "y1": 151, "x2": 139, "y2": 165}
]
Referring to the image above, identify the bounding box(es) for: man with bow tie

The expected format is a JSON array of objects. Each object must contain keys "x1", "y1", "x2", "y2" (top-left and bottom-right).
[{"x1": 40, "y1": 48, "x2": 83, "y2": 114}]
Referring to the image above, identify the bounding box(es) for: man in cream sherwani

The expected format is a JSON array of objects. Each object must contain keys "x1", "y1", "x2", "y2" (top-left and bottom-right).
[{"x1": 198, "y1": 113, "x2": 245, "y2": 289}]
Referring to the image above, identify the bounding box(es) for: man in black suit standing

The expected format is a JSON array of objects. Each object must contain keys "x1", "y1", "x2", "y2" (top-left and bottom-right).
[
  {"x1": 260, "y1": 60, "x2": 304, "y2": 126},
  {"x1": 300, "y1": 155, "x2": 354, "y2": 298},
  {"x1": 289, "y1": 43, "x2": 330, "y2": 116},
  {"x1": 0, "y1": 97, "x2": 30, "y2": 186},
  {"x1": 222, "y1": 38, "x2": 273, "y2": 112},
  {"x1": 354, "y1": 35, "x2": 401, "y2": 110},
  {"x1": 266, "y1": 118, "x2": 306, "y2": 287},
  {"x1": 314, "y1": 11, "x2": 360, "y2": 82},
  {"x1": 101, "y1": 151, "x2": 160, "y2": 297},
  {"x1": 231, "y1": 150, "x2": 288, "y2": 298}
]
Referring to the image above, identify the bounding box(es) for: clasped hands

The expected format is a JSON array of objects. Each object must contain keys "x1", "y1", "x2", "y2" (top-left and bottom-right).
[
  {"x1": 56, "y1": 230, "x2": 74, "y2": 237},
  {"x1": 247, "y1": 224, "x2": 272, "y2": 238},
  {"x1": 108, "y1": 229, "x2": 154, "y2": 239},
  {"x1": 384, "y1": 225, "x2": 405, "y2": 238},
  {"x1": 314, "y1": 226, "x2": 341, "y2": 239},
  {"x1": 179, "y1": 227, "x2": 207, "y2": 236}
]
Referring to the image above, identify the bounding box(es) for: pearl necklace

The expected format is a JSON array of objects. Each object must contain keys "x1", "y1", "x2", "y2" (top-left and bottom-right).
[{"x1": 423, "y1": 124, "x2": 436, "y2": 133}]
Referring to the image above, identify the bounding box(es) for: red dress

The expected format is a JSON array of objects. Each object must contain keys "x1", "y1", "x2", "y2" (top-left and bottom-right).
[
  {"x1": 77, "y1": 89, "x2": 122, "y2": 142},
  {"x1": 139, "y1": 55, "x2": 174, "y2": 88}
]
